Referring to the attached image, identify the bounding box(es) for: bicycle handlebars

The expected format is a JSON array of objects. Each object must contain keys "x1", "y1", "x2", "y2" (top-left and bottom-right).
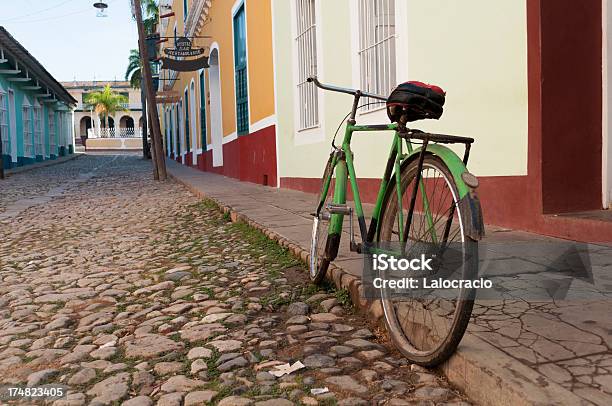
[{"x1": 307, "y1": 76, "x2": 388, "y2": 102}]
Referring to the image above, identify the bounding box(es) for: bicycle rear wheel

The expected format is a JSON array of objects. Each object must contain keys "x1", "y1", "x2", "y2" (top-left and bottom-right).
[{"x1": 378, "y1": 155, "x2": 477, "y2": 366}]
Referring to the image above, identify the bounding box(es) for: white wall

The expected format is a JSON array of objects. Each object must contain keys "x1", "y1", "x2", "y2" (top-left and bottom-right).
[{"x1": 273, "y1": 0, "x2": 529, "y2": 181}]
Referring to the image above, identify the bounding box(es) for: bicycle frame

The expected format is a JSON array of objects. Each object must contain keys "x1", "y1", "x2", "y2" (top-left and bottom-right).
[{"x1": 312, "y1": 77, "x2": 477, "y2": 256}]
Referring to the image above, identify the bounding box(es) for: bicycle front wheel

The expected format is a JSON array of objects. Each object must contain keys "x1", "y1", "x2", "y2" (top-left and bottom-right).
[
  {"x1": 309, "y1": 156, "x2": 340, "y2": 284},
  {"x1": 378, "y1": 155, "x2": 477, "y2": 366}
]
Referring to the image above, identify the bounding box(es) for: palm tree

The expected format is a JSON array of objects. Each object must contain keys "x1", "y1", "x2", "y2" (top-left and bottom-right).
[
  {"x1": 126, "y1": 48, "x2": 149, "y2": 156},
  {"x1": 125, "y1": 0, "x2": 158, "y2": 88},
  {"x1": 126, "y1": 0, "x2": 157, "y2": 87},
  {"x1": 127, "y1": 0, "x2": 159, "y2": 158},
  {"x1": 125, "y1": 49, "x2": 142, "y2": 89},
  {"x1": 84, "y1": 85, "x2": 128, "y2": 130},
  {"x1": 142, "y1": 0, "x2": 159, "y2": 35}
]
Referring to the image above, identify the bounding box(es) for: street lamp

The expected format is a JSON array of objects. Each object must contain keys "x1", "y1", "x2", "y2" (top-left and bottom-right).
[{"x1": 93, "y1": 2, "x2": 109, "y2": 18}]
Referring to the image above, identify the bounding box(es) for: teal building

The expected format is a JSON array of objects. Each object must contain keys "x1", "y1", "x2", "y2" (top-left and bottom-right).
[{"x1": 0, "y1": 27, "x2": 76, "y2": 169}]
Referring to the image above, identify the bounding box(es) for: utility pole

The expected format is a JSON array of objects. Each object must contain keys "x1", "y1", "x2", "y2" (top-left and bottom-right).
[{"x1": 133, "y1": 0, "x2": 166, "y2": 180}]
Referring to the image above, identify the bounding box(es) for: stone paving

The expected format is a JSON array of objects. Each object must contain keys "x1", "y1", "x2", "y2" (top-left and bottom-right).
[
  {"x1": 0, "y1": 155, "x2": 470, "y2": 405},
  {"x1": 164, "y1": 159, "x2": 612, "y2": 406}
]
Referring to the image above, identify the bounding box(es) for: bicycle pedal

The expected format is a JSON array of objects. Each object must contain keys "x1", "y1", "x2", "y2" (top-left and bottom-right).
[
  {"x1": 350, "y1": 241, "x2": 363, "y2": 253},
  {"x1": 326, "y1": 204, "x2": 352, "y2": 215}
]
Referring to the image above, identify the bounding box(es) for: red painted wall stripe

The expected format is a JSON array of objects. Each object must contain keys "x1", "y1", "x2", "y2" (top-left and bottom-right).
[{"x1": 195, "y1": 125, "x2": 277, "y2": 187}]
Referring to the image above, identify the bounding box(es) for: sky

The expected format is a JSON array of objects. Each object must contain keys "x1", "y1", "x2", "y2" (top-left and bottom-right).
[{"x1": 0, "y1": 0, "x2": 139, "y2": 82}]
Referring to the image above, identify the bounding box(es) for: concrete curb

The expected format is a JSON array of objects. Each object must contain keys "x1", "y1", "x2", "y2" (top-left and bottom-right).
[
  {"x1": 5, "y1": 153, "x2": 82, "y2": 176},
  {"x1": 168, "y1": 170, "x2": 589, "y2": 406}
]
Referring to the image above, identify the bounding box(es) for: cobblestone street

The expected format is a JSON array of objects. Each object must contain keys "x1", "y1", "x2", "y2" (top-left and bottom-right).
[{"x1": 0, "y1": 155, "x2": 470, "y2": 406}]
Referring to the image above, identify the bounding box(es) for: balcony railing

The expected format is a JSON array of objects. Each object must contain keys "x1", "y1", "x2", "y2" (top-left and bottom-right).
[
  {"x1": 88, "y1": 128, "x2": 143, "y2": 139},
  {"x1": 120, "y1": 103, "x2": 143, "y2": 110},
  {"x1": 185, "y1": 0, "x2": 210, "y2": 37},
  {"x1": 78, "y1": 103, "x2": 142, "y2": 111}
]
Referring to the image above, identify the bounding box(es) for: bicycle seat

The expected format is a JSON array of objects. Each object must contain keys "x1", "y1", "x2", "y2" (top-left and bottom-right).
[{"x1": 387, "y1": 81, "x2": 446, "y2": 123}]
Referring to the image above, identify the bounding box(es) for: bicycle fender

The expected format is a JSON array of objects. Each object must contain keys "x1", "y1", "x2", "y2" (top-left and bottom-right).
[{"x1": 407, "y1": 144, "x2": 485, "y2": 240}]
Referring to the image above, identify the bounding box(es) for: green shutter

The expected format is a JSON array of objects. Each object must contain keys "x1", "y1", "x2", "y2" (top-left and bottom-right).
[
  {"x1": 233, "y1": 5, "x2": 249, "y2": 135},
  {"x1": 184, "y1": 90, "x2": 190, "y2": 152},
  {"x1": 176, "y1": 105, "x2": 181, "y2": 154},
  {"x1": 199, "y1": 71, "x2": 207, "y2": 149}
]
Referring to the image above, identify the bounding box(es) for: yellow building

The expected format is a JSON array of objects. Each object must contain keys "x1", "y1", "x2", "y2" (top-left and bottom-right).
[{"x1": 158, "y1": 0, "x2": 277, "y2": 186}]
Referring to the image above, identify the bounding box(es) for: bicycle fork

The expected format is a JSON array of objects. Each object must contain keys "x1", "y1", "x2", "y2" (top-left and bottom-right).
[{"x1": 325, "y1": 157, "x2": 365, "y2": 257}]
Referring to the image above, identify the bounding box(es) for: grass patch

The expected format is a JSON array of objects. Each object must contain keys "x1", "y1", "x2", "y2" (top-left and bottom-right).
[
  {"x1": 260, "y1": 291, "x2": 292, "y2": 310},
  {"x1": 199, "y1": 199, "x2": 220, "y2": 211},
  {"x1": 228, "y1": 222, "x2": 302, "y2": 273},
  {"x1": 205, "y1": 348, "x2": 222, "y2": 379},
  {"x1": 199, "y1": 286, "x2": 215, "y2": 298},
  {"x1": 334, "y1": 288, "x2": 352, "y2": 308}
]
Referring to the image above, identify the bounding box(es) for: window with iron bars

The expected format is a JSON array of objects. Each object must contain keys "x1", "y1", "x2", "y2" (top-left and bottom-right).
[
  {"x1": 295, "y1": 0, "x2": 318, "y2": 130},
  {"x1": 48, "y1": 111, "x2": 56, "y2": 156},
  {"x1": 22, "y1": 104, "x2": 33, "y2": 157},
  {"x1": 234, "y1": 4, "x2": 249, "y2": 135},
  {"x1": 0, "y1": 91, "x2": 8, "y2": 155},
  {"x1": 34, "y1": 105, "x2": 43, "y2": 157},
  {"x1": 57, "y1": 111, "x2": 63, "y2": 150},
  {"x1": 358, "y1": 0, "x2": 396, "y2": 110}
]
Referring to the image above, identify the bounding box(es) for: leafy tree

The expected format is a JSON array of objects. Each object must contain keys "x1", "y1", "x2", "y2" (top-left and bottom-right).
[{"x1": 84, "y1": 85, "x2": 128, "y2": 130}]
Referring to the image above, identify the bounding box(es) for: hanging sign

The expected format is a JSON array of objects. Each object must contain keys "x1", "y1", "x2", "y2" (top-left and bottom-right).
[
  {"x1": 161, "y1": 37, "x2": 209, "y2": 71},
  {"x1": 161, "y1": 56, "x2": 209, "y2": 71},
  {"x1": 164, "y1": 37, "x2": 205, "y2": 57}
]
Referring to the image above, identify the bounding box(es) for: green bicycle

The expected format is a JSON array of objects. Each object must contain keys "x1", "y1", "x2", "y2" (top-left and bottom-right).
[{"x1": 308, "y1": 76, "x2": 484, "y2": 366}]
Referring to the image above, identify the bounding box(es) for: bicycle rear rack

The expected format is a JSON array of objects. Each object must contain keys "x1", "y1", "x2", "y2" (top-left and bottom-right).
[{"x1": 398, "y1": 128, "x2": 474, "y2": 165}]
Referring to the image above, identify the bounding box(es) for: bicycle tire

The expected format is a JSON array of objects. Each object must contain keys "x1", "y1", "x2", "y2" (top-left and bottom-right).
[
  {"x1": 377, "y1": 155, "x2": 477, "y2": 366},
  {"x1": 310, "y1": 156, "x2": 340, "y2": 284}
]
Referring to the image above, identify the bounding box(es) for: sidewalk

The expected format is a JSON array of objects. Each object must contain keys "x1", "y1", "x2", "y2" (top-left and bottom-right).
[
  {"x1": 4, "y1": 153, "x2": 81, "y2": 176},
  {"x1": 167, "y1": 159, "x2": 611, "y2": 406}
]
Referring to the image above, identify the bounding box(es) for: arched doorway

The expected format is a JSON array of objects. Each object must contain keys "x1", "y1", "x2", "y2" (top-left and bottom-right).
[
  {"x1": 209, "y1": 47, "x2": 223, "y2": 167},
  {"x1": 79, "y1": 116, "x2": 92, "y2": 137},
  {"x1": 119, "y1": 115, "x2": 135, "y2": 129},
  {"x1": 100, "y1": 116, "x2": 115, "y2": 128}
]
